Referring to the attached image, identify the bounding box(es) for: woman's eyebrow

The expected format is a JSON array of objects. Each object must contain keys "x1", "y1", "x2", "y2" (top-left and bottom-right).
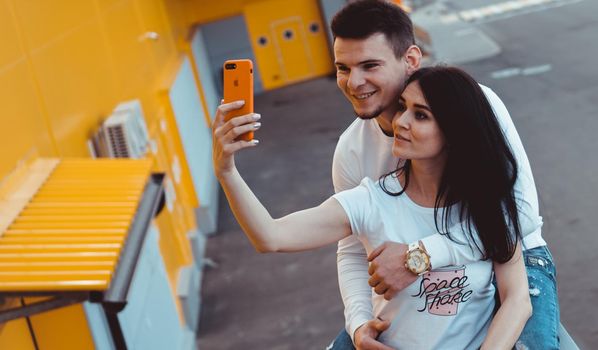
[{"x1": 414, "y1": 103, "x2": 431, "y2": 112}]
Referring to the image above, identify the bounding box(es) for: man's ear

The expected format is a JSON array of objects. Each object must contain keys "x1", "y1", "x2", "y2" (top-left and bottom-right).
[{"x1": 404, "y1": 45, "x2": 422, "y2": 75}]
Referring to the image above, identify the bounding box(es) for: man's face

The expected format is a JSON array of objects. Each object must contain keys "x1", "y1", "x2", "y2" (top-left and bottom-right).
[{"x1": 334, "y1": 33, "x2": 409, "y2": 121}]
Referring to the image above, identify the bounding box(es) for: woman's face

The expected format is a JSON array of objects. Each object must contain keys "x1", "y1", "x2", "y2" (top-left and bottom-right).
[{"x1": 392, "y1": 81, "x2": 447, "y2": 162}]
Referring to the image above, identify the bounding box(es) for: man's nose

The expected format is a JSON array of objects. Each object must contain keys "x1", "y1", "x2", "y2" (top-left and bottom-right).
[{"x1": 347, "y1": 70, "x2": 365, "y2": 90}]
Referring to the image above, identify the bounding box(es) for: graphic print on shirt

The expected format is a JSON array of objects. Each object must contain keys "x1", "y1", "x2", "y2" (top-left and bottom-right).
[{"x1": 412, "y1": 266, "x2": 473, "y2": 316}]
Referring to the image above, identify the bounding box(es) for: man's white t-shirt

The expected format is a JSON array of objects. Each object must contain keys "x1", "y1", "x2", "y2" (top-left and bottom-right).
[
  {"x1": 334, "y1": 177, "x2": 495, "y2": 350},
  {"x1": 332, "y1": 85, "x2": 546, "y2": 339}
]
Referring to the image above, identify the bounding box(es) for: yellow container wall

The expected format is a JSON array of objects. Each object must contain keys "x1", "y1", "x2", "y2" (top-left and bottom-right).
[
  {"x1": 0, "y1": 299, "x2": 37, "y2": 350},
  {"x1": 0, "y1": 0, "x2": 180, "y2": 181},
  {"x1": 27, "y1": 302, "x2": 95, "y2": 350},
  {"x1": 244, "y1": 0, "x2": 333, "y2": 89},
  {"x1": 0, "y1": 0, "x2": 192, "y2": 345},
  {"x1": 0, "y1": 0, "x2": 56, "y2": 177}
]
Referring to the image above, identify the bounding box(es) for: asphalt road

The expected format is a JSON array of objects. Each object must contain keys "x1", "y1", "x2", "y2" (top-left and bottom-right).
[
  {"x1": 456, "y1": 0, "x2": 598, "y2": 347},
  {"x1": 198, "y1": 0, "x2": 598, "y2": 348}
]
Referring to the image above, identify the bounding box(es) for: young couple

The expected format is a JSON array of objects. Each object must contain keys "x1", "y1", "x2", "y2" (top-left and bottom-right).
[{"x1": 212, "y1": 1, "x2": 559, "y2": 349}]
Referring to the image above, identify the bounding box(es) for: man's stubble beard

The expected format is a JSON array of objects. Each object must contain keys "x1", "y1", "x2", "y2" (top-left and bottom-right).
[
  {"x1": 354, "y1": 106, "x2": 384, "y2": 120},
  {"x1": 352, "y1": 81, "x2": 405, "y2": 121}
]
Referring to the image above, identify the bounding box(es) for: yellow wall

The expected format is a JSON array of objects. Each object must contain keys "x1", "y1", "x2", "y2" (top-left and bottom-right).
[
  {"x1": 0, "y1": 0, "x2": 193, "y2": 346},
  {"x1": 170, "y1": 0, "x2": 248, "y2": 30},
  {"x1": 0, "y1": 299, "x2": 36, "y2": 350},
  {"x1": 0, "y1": 0, "x2": 179, "y2": 182}
]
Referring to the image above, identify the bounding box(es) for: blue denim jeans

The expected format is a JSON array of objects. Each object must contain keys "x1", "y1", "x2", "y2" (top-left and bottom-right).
[
  {"x1": 516, "y1": 246, "x2": 560, "y2": 350},
  {"x1": 327, "y1": 246, "x2": 560, "y2": 350},
  {"x1": 327, "y1": 328, "x2": 354, "y2": 350}
]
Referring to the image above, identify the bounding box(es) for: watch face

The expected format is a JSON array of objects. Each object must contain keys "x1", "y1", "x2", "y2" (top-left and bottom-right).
[{"x1": 408, "y1": 250, "x2": 428, "y2": 274}]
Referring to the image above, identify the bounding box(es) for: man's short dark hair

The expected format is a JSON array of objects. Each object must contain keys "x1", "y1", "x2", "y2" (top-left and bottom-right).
[{"x1": 331, "y1": 0, "x2": 415, "y2": 58}]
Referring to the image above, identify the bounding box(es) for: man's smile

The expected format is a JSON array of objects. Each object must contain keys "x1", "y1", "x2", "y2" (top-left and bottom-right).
[{"x1": 352, "y1": 91, "x2": 377, "y2": 100}]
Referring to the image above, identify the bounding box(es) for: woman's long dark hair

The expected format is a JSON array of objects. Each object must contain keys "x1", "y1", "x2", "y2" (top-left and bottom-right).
[{"x1": 381, "y1": 66, "x2": 521, "y2": 263}]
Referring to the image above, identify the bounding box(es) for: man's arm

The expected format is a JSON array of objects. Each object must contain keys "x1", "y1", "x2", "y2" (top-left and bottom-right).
[
  {"x1": 332, "y1": 142, "x2": 377, "y2": 343},
  {"x1": 368, "y1": 86, "x2": 543, "y2": 298}
]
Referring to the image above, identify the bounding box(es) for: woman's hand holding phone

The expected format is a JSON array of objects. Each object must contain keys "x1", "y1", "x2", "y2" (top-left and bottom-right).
[{"x1": 212, "y1": 99, "x2": 261, "y2": 179}]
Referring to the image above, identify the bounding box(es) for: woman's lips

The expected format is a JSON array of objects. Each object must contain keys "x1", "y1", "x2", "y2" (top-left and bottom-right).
[{"x1": 395, "y1": 135, "x2": 411, "y2": 142}]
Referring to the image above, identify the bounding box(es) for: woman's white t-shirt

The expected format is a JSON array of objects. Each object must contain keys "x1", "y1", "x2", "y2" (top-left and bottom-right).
[{"x1": 333, "y1": 176, "x2": 495, "y2": 350}]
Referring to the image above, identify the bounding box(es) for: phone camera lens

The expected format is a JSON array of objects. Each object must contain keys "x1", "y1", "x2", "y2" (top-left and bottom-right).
[{"x1": 225, "y1": 63, "x2": 237, "y2": 70}]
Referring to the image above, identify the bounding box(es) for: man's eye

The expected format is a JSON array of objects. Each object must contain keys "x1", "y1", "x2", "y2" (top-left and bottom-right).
[{"x1": 364, "y1": 64, "x2": 378, "y2": 69}]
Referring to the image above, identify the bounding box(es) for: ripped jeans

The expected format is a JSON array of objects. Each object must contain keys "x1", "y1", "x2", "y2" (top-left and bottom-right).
[{"x1": 516, "y1": 245, "x2": 560, "y2": 350}]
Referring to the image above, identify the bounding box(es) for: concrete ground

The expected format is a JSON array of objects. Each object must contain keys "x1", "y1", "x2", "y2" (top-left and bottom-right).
[{"x1": 198, "y1": 76, "x2": 354, "y2": 349}]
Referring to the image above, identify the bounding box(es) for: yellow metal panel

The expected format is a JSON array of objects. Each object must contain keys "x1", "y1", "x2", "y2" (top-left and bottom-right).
[
  {"x1": 28, "y1": 19, "x2": 116, "y2": 157},
  {"x1": 0, "y1": 260, "x2": 115, "y2": 271},
  {"x1": 11, "y1": 0, "x2": 96, "y2": 51},
  {"x1": 0, "y1": 159, "x2": 58, "y2": 236},
  {"x1": 244, "y1": 0, "x2": 333, "y2": 90},
  {"x1": 148, "y1": 122, "x2": 194, "y2": 303},
  {"x1": 0, "y1": 60, "x2": 55, "y2": 181},
  {"x1": 0, "y1": 236, "x2": 125, "y2": 245},
  {"x1": 176, "y1": 0, "x2": 245, "y2": 26},
  {"x1": 272, "y1": 18, "x2": 312, "y2": 82},
  {"x1": 96, "y1": 0, "x2": 127, "y2": 12},
  {"x1": 0, "y1": 158, "x2": 153, "y2": 292},
  {"x1": 100, "y1": 0, "x2": 155, "y2": 99},
  {"x1": 0, "y1": 301, "x2": 36, "y2": 350},
  {"x1": 134, "y1": 0, "x2": 177, "y2": 70},
  {"x1": 0, "y1": 0, "x2": 23, "y2": 68},
  {"x1": 155, "y1": 113, "x2": 198, "y2": 235},
  {"x1": 301, "y1": 2, "x2": 333, "y2": 77},
  {"x1": 28, "y1": 303, "x2": 95, "y2": 350},
  {"x1": 157, "y1": 95, "x2": 199, "y2": 209},
  {"x1": 0, "y1": 251, "x2": 118, "y2": 263},
  {"x1": 149, "y1": 122, "x2": 194, "y2": 250}
]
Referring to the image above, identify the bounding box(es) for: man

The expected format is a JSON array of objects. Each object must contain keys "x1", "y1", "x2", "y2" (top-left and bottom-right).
[{"x1": 326, "y1": 1, "x2": 558, "y2": 349}]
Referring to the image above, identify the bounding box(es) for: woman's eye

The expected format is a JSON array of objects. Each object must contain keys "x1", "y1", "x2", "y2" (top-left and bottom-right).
[
  {"x1": 364, "y1": 63, "x2": 378, "y2": 70},
  {"x1": 397, "y1": 102, "x2": 406, "y2": 112},
  {"x1": 415, "y1": 112, "x2": 428, "y2": 120}
]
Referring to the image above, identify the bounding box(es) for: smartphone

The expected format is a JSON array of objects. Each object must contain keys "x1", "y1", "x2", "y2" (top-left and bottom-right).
[{"x1": 223, "y1": 59, "x2": 254, "y2": 141}]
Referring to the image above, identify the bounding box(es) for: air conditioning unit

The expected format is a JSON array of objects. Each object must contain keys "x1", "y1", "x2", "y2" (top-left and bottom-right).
[{"x1": 101, "y1": 100, "x2": 149, "y2": 158}]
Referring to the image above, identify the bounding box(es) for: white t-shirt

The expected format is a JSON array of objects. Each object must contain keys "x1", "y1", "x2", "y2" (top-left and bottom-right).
[
  {"x1": 332, "y1": 84, "x2": 545, "y2": 339},
  {"x1": 334, "y1": 177, "x2": 495, "y2": 350}
]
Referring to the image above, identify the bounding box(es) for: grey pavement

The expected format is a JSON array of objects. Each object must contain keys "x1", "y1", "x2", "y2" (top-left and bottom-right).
[
  {"x1": 198, "y1": 76, "x2": 351, "y2": 349},
  {"x1": 197, "y1": 0, "x2": 598, "y2": 348}
]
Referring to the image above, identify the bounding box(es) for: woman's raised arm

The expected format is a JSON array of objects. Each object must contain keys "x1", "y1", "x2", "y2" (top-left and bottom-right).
[{"x1": 212, "y1": 101, "x2": 351, "y2": 253}]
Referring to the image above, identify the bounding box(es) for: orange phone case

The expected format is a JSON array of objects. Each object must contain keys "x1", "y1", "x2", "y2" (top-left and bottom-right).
[{"x1": 223, "y1": 59, "x2": 254, "y2": 141}]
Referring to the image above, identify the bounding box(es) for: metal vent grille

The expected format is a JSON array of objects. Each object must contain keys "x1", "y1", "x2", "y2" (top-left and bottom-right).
[{"x1": 106, "y1": 125, "x2": 130, "y2": 158}]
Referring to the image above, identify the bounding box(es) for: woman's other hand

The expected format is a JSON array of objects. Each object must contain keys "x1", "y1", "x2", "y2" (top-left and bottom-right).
[{"x1": 212, "y1": 99, "x2": 261, "y2": 178}]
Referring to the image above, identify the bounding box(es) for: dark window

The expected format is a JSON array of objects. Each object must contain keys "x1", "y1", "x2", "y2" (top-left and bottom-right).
[
  {"x1": 283, "y1": 29, "x2": 294, "y2": 40},
  {"x1": 309, "y1": 22, "x2": 320, "y2": 33},
  {"x1": 258, "y1": 36, "x2": 268, "y2": 46}
]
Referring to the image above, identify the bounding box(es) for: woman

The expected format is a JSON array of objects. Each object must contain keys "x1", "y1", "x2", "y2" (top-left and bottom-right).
[{"x1": 212, "y1": 66, "x2": 531, "y2": 349}]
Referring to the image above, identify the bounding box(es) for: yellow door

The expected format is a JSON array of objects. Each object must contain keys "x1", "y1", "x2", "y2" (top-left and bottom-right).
[
  {"x1": 244, "y1": 0, "x2": 333, "y2": 90},
  {"x1": 272, "y1": 18, "x2": 313, "y2": 83}
]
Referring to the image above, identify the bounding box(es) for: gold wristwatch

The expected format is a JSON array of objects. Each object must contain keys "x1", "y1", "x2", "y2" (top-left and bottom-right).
[{"x1": 405, "y1": 241, "x2": 431, "y2": 275}]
